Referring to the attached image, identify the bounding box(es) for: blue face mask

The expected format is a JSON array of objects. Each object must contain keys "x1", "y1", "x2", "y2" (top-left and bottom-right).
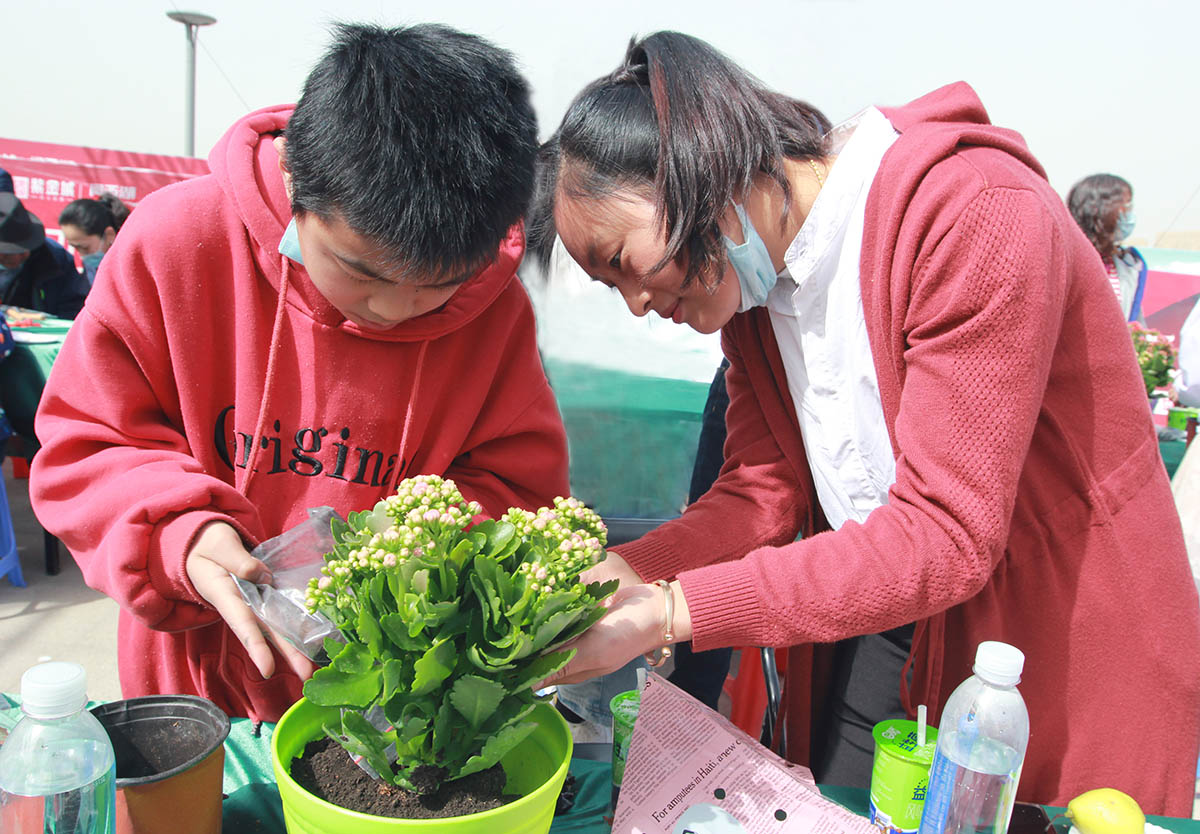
[
  {"x1": 722, "y1": 204, "x2": 779, "y2": 312},
  {"x1": 1114, "y1": 210, "x2": 1136, "y2": 242},
  {"x1": 81, "y1": 252, "x2": 103, "y2": 275},
  {"x1": 0, "y1": 266, "x2": 15, "y2": 291},
  {"x1": 279, "y1": 217, "x2": 305, "y2": 264}
]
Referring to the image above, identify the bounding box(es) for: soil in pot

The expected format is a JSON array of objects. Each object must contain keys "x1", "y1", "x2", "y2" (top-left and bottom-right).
[{"x1": 289, "y1": 737, "x2": 513, "y2": 820}]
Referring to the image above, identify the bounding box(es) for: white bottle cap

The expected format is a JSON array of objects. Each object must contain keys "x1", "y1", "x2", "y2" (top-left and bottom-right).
[
  {"x1": 973, "y1": 641, "x2": 1024, "y2": 686},
  {"x1": 20, "y1": 662, "x2": 88, "y2": 719}
]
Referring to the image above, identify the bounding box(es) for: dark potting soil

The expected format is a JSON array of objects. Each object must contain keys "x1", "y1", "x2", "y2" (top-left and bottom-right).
[{"x1": 289, "y1": 737, "x2": 512, "y2": 820}]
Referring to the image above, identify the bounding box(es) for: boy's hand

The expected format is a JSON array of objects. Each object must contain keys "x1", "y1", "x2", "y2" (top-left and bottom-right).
[{"x1": 185, "y1": 520, "x2": 315, "y2": 682}]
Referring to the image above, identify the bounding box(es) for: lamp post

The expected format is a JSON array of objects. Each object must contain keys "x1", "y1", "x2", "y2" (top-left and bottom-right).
[{"x1": 166, "y1": 10, "x2": 217, "y2": 157}]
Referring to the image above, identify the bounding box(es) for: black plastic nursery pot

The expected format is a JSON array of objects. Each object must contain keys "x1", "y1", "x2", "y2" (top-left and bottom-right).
[{"x1": 90, "y1": 695, "x2": 231, "y2": 834}]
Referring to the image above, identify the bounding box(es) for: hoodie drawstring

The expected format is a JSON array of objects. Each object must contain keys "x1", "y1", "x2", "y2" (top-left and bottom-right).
[
  {"x1": 386, "y1": 339, "x2": 429, "y2": 496},
  {"x1": 239, "y1": 258, "x2": 292, "y2": 499},
  {"x1": 218, "y1": 255, "x2": 292, "y2": 719}
]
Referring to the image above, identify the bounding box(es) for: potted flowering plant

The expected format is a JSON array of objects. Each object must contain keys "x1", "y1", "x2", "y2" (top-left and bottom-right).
[
  {"x1": 1130, "y1": 322, "x2": 1177, "y2": 397},
  {"x1": 269, "y1": 475, "x2": 615, "y2": 832}
]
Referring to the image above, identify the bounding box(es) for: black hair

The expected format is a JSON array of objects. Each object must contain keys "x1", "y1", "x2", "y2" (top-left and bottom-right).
[
  {"x1": 529, "y1": 31, "x2": 831, "y2": 290},
  {"x1": 1067, "y1": 173, "x2": 1132, "y2": 259},
  {"x1": 58, "y1": 193, "x2": 130, "y2": 235},
  {"x1": 284, "y1": 22, "x2": 538, "y2": 284}
]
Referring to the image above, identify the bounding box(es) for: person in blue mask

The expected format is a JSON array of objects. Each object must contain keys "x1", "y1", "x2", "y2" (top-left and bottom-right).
[
  {"x1": 0, "y1": 193, "x2": 90, "y2": 319},
  {"x1": 527, "y1": 31, "x2": 1199, "y2": 815},
  {"x1": 1067, "y1": 173, "x2": 1147, "y2": 323},
  {"x1": 59, "y1": 194, "x2": 130, "y2": 284}
]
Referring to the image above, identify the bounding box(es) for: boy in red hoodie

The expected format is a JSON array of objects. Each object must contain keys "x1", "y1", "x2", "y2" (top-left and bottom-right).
[{"x1": 29, "y1": 23, "x2": 569, "y2": 722}]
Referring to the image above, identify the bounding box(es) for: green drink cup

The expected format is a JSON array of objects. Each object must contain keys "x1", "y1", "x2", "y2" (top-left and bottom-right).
[
  {"x1": 609, "y1": 690, "x2": 641, "y2": 810},
  {"x1": 868, "y1": 718, "x2": 939, "y2": 834}
]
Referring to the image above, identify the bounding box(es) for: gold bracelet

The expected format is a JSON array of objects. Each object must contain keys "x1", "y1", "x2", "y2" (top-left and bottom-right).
[{"x1": 643, "y1": 579, "x2": 676, "y2": 667}]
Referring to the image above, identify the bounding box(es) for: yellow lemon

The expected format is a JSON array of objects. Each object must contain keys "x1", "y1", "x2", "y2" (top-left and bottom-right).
[{"x1": 1066, "y1": 788, "x2": 1145, "y2": 834}]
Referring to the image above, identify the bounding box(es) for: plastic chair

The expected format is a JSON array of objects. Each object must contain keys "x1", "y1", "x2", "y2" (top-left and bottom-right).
[
  {"x1": 0, "y1": 474, "x2": 26, "y2": 587},
  {"x1": 5, "y1": 441, "x2": 61, "y2": 575}
]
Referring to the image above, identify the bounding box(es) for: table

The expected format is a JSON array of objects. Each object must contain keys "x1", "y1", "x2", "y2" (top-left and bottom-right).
[
  {"x1": 217, "y1": 718, "x2": 1200, "y2": 833},
  {"x1": 1162, "y1": 438, "x2": 1188, "y2": 480},
  {"x1": 3, "y1": 700, "x2": 1197, "y2": 832},
  {"x1": 0, "y1": 311, "x2": 71, "y2": 445}
]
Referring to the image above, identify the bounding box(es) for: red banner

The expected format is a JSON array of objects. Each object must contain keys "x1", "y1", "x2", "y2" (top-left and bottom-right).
[{"x1": 0, "y1": 137, "x2": 209, "y2": 247}]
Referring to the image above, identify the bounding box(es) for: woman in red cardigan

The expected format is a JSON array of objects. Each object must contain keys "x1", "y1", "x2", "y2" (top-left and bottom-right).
[{"x1": 530, "y1": 31, "x2": 1200, "y2": 815}]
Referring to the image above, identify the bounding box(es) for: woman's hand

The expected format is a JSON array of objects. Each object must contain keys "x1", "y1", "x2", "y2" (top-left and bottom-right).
[
  {"x1": 542, "y1": 580, "x2": 692, "y2": 687},
  {"x1": 580, "y1": 549, "x2": 644, "y2": 589},
  {"x1": 184, "y1": 520, "x2": 315, "y2": 682}
]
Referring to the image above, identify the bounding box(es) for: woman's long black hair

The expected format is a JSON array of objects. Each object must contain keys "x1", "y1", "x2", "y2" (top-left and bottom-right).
[
  {"x1": 529, "y1": 31, "x2": 831, "y2": 290},
  {"x1": 58, "y1": 193, "x2": 130, "y2": 236}
]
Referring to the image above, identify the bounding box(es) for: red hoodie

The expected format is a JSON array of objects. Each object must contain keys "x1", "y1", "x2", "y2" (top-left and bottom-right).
[
  {"x1": 29, "y1": 105, "x2": 569, "y2": 721},
  {"x1": 614, "y1": 84, "x2": 1200, "y2": 814}
]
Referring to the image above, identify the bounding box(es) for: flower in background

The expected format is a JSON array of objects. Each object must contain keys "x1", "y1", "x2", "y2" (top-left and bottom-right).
[{"x1": 1129, "y1": 322, "x2": 1177, "y2": 397}]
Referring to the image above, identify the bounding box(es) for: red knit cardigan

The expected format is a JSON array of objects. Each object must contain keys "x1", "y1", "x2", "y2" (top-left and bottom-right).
[{"x1": 613, "y1": 83, "x2": 1200, "y2": 815}]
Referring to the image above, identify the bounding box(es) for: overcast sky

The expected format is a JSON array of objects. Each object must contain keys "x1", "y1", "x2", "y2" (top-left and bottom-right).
[{"x1": 3, "y1": 0, "x2": 1198, "y2": 244}]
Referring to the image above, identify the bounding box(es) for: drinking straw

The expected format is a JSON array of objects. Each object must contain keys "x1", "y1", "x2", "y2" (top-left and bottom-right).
[{"x1": 917, "y1": 704, "x2": 927, "y2": 747}]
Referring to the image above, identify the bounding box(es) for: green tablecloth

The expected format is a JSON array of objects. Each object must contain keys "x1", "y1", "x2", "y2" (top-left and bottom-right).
[
  {"x1": 0, "y1": 317, "x2": 71, "y2": 443},
  {"x1": 1162, "y1": 438, "x2": 1188, "y2": 480}
]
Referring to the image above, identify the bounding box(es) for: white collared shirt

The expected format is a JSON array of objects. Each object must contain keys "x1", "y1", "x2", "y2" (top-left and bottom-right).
[{"x1": 766, "y1": 107, "x2": 899, "y2": 530}]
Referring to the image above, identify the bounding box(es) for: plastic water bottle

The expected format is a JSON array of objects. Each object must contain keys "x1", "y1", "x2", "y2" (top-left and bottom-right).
[
  {"x1": 917, "y1": 641, "x2": 1028, "y2": 834},
  {"x1": 0, "y1": 662, "x2": 116, "y2": 833}
]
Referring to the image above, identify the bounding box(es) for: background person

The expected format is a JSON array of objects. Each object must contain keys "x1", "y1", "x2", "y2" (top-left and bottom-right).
[
  {"x1": 530, "y1": 31, "x2": 1200, "y2": 814},
  {"x1": 29, "y1": 22, "x2": 568, "y2": 723},
  {"x1": 59, "y1": 193, "x2": 131, "y2": 283},
  {"x1": 1067, "y1": 173, "x2": 1147, "y2": 323},
  {"x1": 0, "y1": 192, "x2": 90, "y2": 319}
]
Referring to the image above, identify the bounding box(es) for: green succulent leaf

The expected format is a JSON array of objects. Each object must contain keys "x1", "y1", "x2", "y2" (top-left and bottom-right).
[
  {"x1": 532, "y1": 590, "x2": 578, "y2": 631},
  {"x1": 379, "y1": 613, "x2": 431, "y2": 652},
  {"x1": 449, "y1": 675, "x2": 506, "y2": 729},
  {"x1": 411, "y1": 639, "x2": 456, "y2": 696},
  {"x1": 511, "y1": 649, "x2": 575, "y2": 693},
  {"x1": 381, "y1": 658, "x2": 406, "y2": 703},
  {"x1": 322, "y1": 635, "x2": 347, "y2": 660},
  {"x1": 470, "y1": 559, "x2": 505, "y2": 626},
  {"x1": 341, "y1": 711, "x2": 395, "y2": 779},
  {"x1": 432, "y1": 699, "x2": 457, "y2": 754},
  {"x1": 543, "y1": 603, "x2": 611, "y2": 652},
  {"x1": 419, "y1": 598, "x2": 460, "y2": 628},
  {"x1": 455, "y1": 720, "x2": 537, "y2": 780},
  {"x1": 398, "y1": 715, "x2": 428, "y2": 745},
  {"x1": 303, "y1": 662, "x2": 382, "y2": 708},
  {"x1": 357, "y1": 598, "x2": 384, "y2": 657},
  {"x1": 466, "y1": 643, "x2": 516, "y2": 673},
  {"x1": 530, "y1": 607, "x2": 586, "y2": 653}
]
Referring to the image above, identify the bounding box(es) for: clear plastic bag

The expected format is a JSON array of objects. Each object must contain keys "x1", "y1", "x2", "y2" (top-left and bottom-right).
[{"x1": 232, "y1": 507, "x2": 343, "y2": 661}]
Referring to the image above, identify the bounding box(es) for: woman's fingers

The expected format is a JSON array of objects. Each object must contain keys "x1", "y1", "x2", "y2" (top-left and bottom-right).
[{"x1": 541, "y1": 584, "x2": 661, "y2": 687}]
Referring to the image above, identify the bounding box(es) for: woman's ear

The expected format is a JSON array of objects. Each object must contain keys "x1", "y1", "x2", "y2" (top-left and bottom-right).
[
  {"x1": 102, "y1": 227, "x2": 117, "y2": 249},
  {"x1": 274, "y1": 135, "x2": 294, "y2": 202}
]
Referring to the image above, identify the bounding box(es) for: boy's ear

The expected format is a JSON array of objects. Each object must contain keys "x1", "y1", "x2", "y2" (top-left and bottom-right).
[{"x1": 274, "y1": 135, "x2": 294, "y2": 202}]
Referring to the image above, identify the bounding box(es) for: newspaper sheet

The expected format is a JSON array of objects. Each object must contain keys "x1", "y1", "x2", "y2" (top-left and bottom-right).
[{"x1": 613, "y1": 671, "x2": 878, "y2": 834}]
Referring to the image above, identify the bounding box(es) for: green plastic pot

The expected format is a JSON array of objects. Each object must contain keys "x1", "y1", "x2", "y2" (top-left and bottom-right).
[{"x1": 271, "y1": 698, "x2": 572, "y2": 833}]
